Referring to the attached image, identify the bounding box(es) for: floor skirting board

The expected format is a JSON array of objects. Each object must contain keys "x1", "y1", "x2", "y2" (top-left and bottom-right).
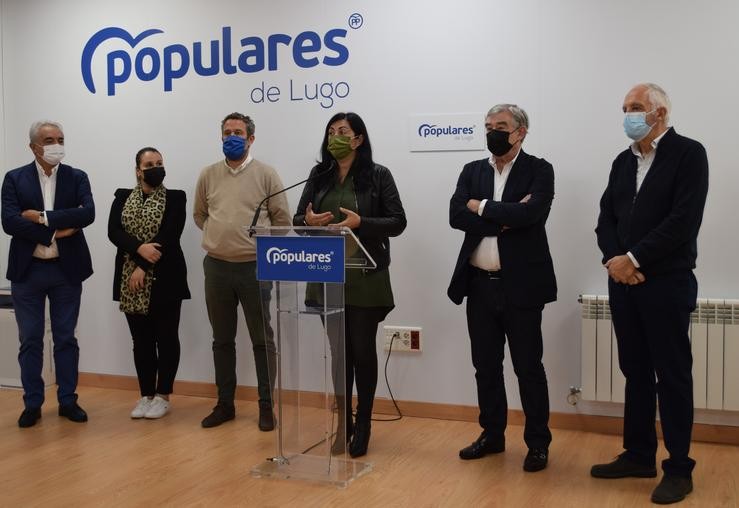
[{"x1": 78, "y1": 372, "x2": 739, "y2": 446}]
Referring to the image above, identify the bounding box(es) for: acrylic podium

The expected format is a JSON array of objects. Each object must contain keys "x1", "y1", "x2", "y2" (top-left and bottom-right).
[{"x1": 249, "y1": 226, "x2": 376, "y2": 487}]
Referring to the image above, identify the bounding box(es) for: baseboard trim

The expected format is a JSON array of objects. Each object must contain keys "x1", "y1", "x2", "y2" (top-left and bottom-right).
[{"x1": 78, "y1": 372, "x2": 739, "y2": 446}]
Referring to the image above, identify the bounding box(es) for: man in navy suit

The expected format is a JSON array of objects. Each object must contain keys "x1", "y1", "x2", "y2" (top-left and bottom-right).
[
  {"x1": 448, "y1": 104, "x2": 557, "y2": 472},
  {"x1": 593, "y1": 84, "x2": 708, "y2": 505},
  {"x1": 1, "y1": 120, "x2": 95, "y2": 428}
]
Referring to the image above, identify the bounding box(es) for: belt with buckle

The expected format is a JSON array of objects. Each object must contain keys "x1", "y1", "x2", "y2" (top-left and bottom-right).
[
  {"x1": 32, "y1": 257, "x2": 60, "y2": 263},
  {"x1": 470, "y1": 266, "x2": 502, "y2": 279}
]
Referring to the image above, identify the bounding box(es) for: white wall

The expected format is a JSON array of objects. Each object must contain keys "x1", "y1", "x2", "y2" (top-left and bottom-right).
[{"x1": 1, "y1": 0, "x2": 737, "y2": 425}]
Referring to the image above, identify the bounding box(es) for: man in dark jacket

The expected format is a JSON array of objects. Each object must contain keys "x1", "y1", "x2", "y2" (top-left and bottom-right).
[
  {"x1": 448, "y1": 104, "x2": 556, "y2": 473},
  {"x1": 592, "y1": 83, "x2": 708, "y2": 505},
  {"x1": 1, "y1": 120, "x2": 95, "y2": 428}
]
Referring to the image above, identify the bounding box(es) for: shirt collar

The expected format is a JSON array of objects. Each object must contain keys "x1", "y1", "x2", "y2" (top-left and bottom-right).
[
  {"x1": 35, "y1": 160, "x2": 59, "y2": 178},
  {"x1": 224, "y1": 153, "x2": 254, "y2": 175},
  {"x1": 488, "y1": 147, "x2": 522, "y2": 172},
  {"x1": 630, "y1": 128, "x2": 669, "y2": 158}
]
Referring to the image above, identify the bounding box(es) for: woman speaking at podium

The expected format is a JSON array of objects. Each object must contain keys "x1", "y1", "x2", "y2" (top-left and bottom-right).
[{"x1": 294, "y1": 112, "x2": 406, "y2": 458}]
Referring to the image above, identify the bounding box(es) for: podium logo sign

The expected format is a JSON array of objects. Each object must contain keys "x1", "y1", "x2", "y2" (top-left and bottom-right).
[{"x1": 257, "y1": 236, "x2": 345, "y2": 283}]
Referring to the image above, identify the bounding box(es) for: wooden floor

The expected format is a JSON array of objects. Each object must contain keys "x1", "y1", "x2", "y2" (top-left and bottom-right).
[{"x1": 1, "y1": 387, "x2": 736, "y2": 508}]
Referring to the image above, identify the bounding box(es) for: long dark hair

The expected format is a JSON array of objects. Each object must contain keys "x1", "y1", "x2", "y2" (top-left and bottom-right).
[{"x1": 315, "y1": 112, "x2": 374, "y2": 190}]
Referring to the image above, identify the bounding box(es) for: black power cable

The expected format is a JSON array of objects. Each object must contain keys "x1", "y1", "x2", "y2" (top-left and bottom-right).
[{"x1": 371, "y1": 331, "x2": 402, "y2": 422}]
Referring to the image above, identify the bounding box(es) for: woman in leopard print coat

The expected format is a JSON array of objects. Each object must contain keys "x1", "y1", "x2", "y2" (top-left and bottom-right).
[{"x1": 108, "y1": 147, "x2": 190, "y2": 420}]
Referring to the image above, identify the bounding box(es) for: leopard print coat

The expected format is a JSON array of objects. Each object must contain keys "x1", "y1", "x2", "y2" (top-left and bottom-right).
[{"x1": 119, "y1": 184, "x2": 166, "y2": 314}]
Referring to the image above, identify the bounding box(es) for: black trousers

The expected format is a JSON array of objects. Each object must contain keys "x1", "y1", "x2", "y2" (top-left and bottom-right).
[
  {"x1": 609, "y1": 270, "x2": 697, "y2": 477},
  {"x1": 466, "y1": 274, "x2": 552, "y2": 449},
  {"x1": 327, "y1": 305, "x2": 386, "y2": 425},
  {"x1": 124, "y1": 300, "x2": 182, "y2": 397}
]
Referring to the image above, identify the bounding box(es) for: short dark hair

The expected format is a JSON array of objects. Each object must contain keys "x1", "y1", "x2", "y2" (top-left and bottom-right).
[
  {"x1": 135, "y1": 146, "x2": 160, "y2": 168},
  {"x1": 221, "y1": 112, "x2": 255, "y2": 136}
]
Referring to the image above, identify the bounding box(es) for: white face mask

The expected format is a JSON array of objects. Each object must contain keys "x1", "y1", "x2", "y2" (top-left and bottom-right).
[{"x1": 40, "y1": 144, "x2": 65, "y2": 165}]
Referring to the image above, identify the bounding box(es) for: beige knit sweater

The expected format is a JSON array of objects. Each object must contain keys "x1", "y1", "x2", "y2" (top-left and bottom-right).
[{"x1": 193, "y1": 158, "x2": 291, "y2": 262}]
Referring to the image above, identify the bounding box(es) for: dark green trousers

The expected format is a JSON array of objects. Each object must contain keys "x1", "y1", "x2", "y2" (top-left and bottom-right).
[{"x1": 203, "y1": 256, "x2": 276, "y2": 404}]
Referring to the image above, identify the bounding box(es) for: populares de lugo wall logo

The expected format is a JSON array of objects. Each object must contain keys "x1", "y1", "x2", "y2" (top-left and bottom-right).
[
  {"x1": 80, "y1": 14, "x2": 365, "y2": 108},
  {"x1": 417, "y1": 123, "x2": 475, "y2": 138},
  {"x1": 408, "y1": 113, "x2": 482, "y2": 152}
]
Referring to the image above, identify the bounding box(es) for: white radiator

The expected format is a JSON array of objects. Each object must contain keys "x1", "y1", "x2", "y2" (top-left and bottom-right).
[{"x1": 579, "y1": 295, "x2": 739, "y2": 411}]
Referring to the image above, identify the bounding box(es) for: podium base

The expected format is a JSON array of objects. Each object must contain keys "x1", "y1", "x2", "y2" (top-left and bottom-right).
[{"x1": 251, "y1": 454, "x2": 372, "y2": 488}]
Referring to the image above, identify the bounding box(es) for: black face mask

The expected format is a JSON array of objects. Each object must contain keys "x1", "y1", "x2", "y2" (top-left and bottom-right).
[
  {"x1": 141, "y1": 166, "x2": 166, "y2": 187},
  {"x1": 486, "y1": 129, "x2": 515, "y2": 156}
]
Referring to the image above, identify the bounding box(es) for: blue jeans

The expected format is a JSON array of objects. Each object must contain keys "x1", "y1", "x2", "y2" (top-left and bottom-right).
[{"x1": 12, "y1": 260, "x2": 82, "y2": 409}]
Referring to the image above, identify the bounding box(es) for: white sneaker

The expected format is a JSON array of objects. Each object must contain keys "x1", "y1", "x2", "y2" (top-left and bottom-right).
[
  {"x1": 131, "y1": 397, "x2": 153, "y2": 419},
  {"x1": 144, "y1": 396, "x2": 170, "y2": 419}
]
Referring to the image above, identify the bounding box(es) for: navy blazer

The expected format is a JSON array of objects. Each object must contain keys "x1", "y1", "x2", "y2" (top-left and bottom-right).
[
  {"x1": 108, "y1": 188, "x2": 191, "y2": 305},
  {"x1": 1, "y1": 161, "x2": 95, "y2": 283},
  {"x1": 447, "y1": 151, "x2": 557, "y2": 308},
  {"x1": 596, "y1": 127, "x2": 709, "y2": 276}
]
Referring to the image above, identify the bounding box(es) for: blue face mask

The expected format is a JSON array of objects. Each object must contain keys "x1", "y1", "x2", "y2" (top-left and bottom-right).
[
  {"x1": 623, "y1": 110, "x2": 656, "y2": 141},
  {"x1": 223, "y1": 135, "x2": 247, "y2": 161}
]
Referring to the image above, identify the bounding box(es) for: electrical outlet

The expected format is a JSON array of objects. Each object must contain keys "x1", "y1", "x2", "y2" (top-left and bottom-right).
[{"x1": 383, "y1": 326, "x2": 422, "y2": 352}]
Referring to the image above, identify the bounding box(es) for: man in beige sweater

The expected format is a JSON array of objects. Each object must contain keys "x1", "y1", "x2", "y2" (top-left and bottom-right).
[{"x1": 194, "y1": 112, "x2": 291, "y2": 429}]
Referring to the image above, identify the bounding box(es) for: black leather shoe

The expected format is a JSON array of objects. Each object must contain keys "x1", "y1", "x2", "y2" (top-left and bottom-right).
[
  {"x1": 523, "y1": 447, "x2": 548, "y2": 472},
  {"x1": 349, "y1": 420, "x2": 371, "y2": 458},
  {"x1": 18, "y1": 408, "x2": 41, "y2": 428},
  {"x1": 201, "y1": 403, "x2": 235, "y2": 428},
  {"x1": 459, "y1": 432, "x2": 505, "y2": 460},
  {"x1": 258, "y1": 401, "x2": 275, "y2": 431},
  {"x1": 651, "y1": 475, "x2": 693, "y2": 504},
  {"x1": 591, "y1": 453, "x2": 657, "y2": 478},
  {"x1": 331, "y1": 417, "x2": 353, "y2": 455},
  {"x1": 58, "y1": 402, "x2": 88, "y2": 423}
]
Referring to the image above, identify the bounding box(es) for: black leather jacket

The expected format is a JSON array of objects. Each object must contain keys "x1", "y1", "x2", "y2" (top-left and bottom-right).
[{"x1": 293, "y1": 163, "x2": 406, "y2": 271}]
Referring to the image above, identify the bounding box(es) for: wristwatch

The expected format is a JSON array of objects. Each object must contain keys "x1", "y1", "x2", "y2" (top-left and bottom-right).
[{"x1": 38, "y1": 211, "x2": 45, "y2": 225}]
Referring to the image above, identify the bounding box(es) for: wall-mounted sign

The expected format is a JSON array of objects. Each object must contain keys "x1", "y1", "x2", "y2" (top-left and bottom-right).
[
  {"x1": 80, "y1": 13, "x2": 367, "y2": 109},
  {"x1": 409, "y1": 113, "x2": 485, "y2": 152}
]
